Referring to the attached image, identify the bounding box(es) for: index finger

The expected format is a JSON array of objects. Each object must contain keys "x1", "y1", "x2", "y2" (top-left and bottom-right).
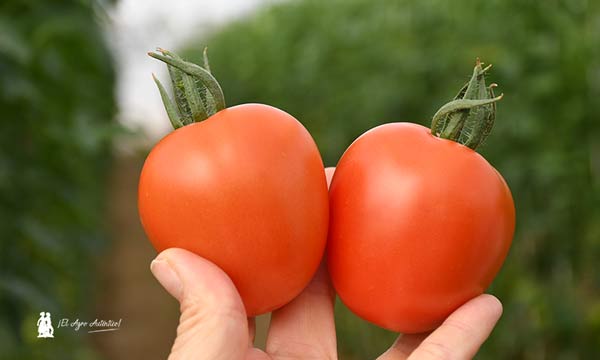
[
  {"x1": 264, "y1": 167, "x2": 337, "y2": 358},
  {"x1": 407, "y1": 294, "x2": 503, "y2": 360},
  {"x1": 325, "y1": 166, "x2": 335, "y2": 186}
]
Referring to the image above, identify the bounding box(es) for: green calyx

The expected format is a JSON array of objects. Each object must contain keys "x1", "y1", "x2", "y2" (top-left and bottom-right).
[
  {"x1": 148, "y1": 48, "x2": 226, "y2": 129},
  {"x1": 430, "y1": 59, "x2": 503, "y2": 150}
]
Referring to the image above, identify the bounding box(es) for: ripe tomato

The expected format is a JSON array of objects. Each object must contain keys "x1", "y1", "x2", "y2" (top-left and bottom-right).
[
  {"x1": 139, "y1": 104, "x2": 329, "y2": 316},
  {"x1": 327, "y1": 122, "x2": 515, "y2": 333}
]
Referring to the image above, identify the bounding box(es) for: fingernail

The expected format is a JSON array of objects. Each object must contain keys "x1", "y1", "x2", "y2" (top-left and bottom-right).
[{"x1": 151, "y1": 259, "x2": 183, "y2": 301}]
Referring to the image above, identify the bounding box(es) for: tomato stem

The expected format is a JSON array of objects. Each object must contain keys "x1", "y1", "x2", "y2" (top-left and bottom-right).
[
  {"x1": 148, "y1": 47, "x2": 226, "y2": 129},
  {"x1": 430, "y1": 59, "x2": 503, "y2": 150}
]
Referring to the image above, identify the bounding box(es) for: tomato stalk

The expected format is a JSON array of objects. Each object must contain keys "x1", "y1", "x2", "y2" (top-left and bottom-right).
[
  {"x1": 430, "y1": 59, "x2": 503, "y2": 150},
  {"x1": 148, "y1": 48, "x2": 226, "y2": 129}
]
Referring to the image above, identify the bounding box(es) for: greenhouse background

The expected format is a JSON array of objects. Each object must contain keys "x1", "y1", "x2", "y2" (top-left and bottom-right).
[{"x1": 1, "y1": 0, "x2": 599, "y2": 358}]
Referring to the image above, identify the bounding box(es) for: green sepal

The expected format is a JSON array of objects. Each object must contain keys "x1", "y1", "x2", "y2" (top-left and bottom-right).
[
  {"x1": 149, "y1": 50, "x2": 226, "y2": 112},
  {"x1": 431, "y1": 95, "x2": 503, "y2": 131},
  {"x1": 430, "y1": 59, "x2": 503, "y2": 151},
  {"x1": 152, "y1": 74, "x2": 184, "y2": 129},
  {"x1": 203, "y1": 47, "x2": 211, "y2": 73},
  {"x1": 157, "y1": 49, "x2": 208, "y2": 123},
  {"x1": 165, "y1": 63, "x2": 192, "y2": 125},
  {"x1": 148, "y1": 47, "x2": 226, "y2": 129}
]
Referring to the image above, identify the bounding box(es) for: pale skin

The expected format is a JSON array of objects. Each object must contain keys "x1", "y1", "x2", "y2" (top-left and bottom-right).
[{"x1": 150, "y1": 168, "x2": 503, "y2": 359}]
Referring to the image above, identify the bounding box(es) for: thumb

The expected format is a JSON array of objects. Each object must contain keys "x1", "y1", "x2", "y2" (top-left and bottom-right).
[{"x1": 151, "y1": 248, "x2": 249, "y2": 359}]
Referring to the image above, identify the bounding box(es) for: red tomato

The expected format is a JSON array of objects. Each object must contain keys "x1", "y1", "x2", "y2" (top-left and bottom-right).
[
  {"x1": 139, "y1": 104, "x2": 329, "y2": 316},
  {"x1": 327, "y1": 122, "x2": 515, "y2": 333}
]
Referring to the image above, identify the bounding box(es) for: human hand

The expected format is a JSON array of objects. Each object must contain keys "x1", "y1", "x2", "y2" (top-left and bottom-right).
[{"x1": 150, "y1": 168, "x2": 503, "y2": 359}]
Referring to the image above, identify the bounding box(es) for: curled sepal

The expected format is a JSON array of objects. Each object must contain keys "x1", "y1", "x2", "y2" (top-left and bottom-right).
[
  {"x1": 148, "y1": 48, "x2": 226, "y2": 129},
  {"x1": 462, "y1": 83, "x2": 499, "y2": 149},
  {"x1": 202, "y1": 47, "x2": 211, "y2": 73},
  {"x1": 199, "y1": 47, "x2": 217, "y2": 116},
  {"x1": 152, "y1": 74, "x2": 184, "y2": 129},
  {"x1": 431, "y1": 96, "x2": 503, "y2": 133},
  {"x1": 430, "y1": 82, "x2": 469, "y2": 139},
  {"x1": 165, "y1": 62, "x2": 193, "y2": 125},
  {"x1": 430, "y1": 59, "x2": 503, "y2": 150},
  {"x1": 159, "y1": 49, "x2": 208, "y2": 123}
]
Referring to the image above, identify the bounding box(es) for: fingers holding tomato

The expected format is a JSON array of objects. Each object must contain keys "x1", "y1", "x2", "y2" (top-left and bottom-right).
[{"x1": 141, "y1": 51, "x2": 514, "y2": 334}]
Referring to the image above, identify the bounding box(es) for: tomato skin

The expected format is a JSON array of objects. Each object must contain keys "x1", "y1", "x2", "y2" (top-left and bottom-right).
[
  {"x1": 327, "y1": 122, "x2": 515, "y2": 333},
  {"x1": 139, "y1": 104, "x2": 329, "y2": 316}
]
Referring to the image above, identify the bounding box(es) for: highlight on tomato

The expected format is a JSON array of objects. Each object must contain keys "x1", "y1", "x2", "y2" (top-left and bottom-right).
[
  {"x1": 327, "y1": 59, "x2": 515, "y2": 333},
  {"x1": 138, "y1": 48, "x2": 329, "y2": 316}
]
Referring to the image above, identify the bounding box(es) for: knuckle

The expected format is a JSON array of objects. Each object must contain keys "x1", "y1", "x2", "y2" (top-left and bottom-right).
[
  {"x1": 413, "y1": 341, "x2": 453, "y2": 360},
  {"x1": 178, "y1": 295, "x2": 245, "y2": 334},
  {"x1": 268, "y1": 338, "x2": 337, "y2": 360},
  {"x1": 443, "y1": 318, "x2": 475, "y2": 338}
]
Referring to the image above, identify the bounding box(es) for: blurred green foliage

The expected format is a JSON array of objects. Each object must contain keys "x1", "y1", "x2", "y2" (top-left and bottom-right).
[
  {"x1": 0, "y1": 0, "x2": 116, "y2": 358},
  {"x1": 186, "y1": 0, "x2": 600, "y2": 358}
]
